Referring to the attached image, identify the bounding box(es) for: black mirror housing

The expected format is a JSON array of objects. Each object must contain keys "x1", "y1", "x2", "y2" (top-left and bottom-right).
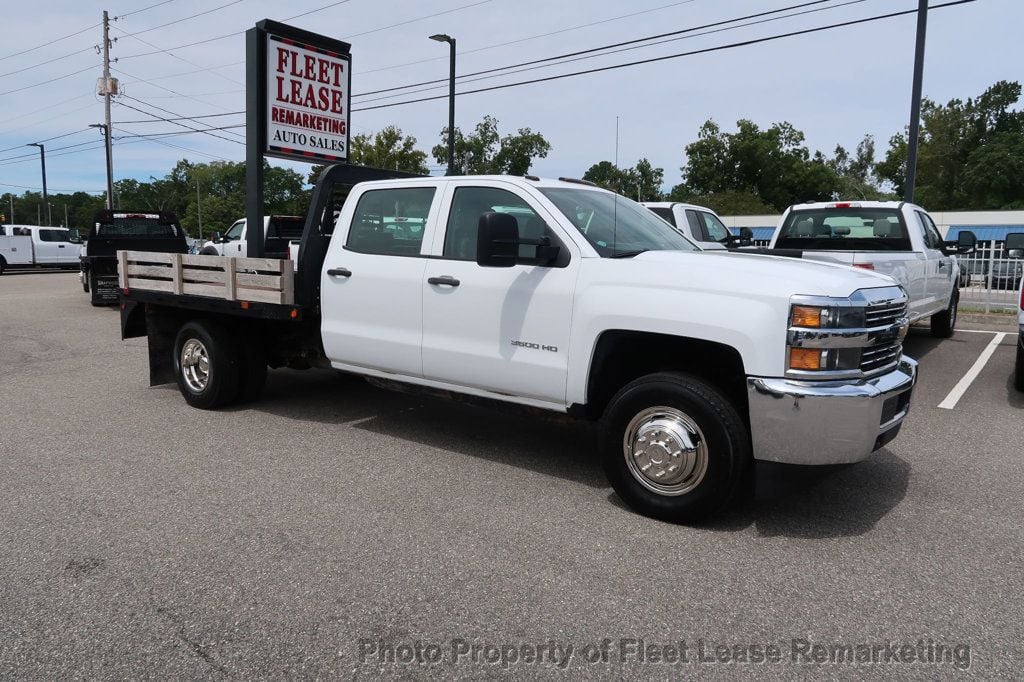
[
  {"x1": 725, "y1": 226, "x2": 753, "y2": 248},
  {"x1": 1006, "y1": 232, "x2": 1024, "y2": 259},
  {"x1": 476, "y1": 212, "x2": 519, "y2": 267},
  {"x1": 209, "y1": 231, "x2": 222, "y2": 242},
  {"x1": 949, "y1": 230, "x2": 977, "y2": 254}
]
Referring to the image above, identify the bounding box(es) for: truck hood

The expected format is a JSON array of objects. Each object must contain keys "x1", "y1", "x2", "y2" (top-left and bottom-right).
[{"x1": 626, "y1": 249, "x2": 896, "y2": 299}]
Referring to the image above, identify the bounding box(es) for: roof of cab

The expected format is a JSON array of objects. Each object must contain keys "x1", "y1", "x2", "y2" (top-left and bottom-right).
[
  {"x1": 642, "y1": 201, "x2": 718, "y2": 213},
  {"x1": 789, "y1": 200, "x2": 923, "y2": 211},
  {"x1": 356, "y1": 175, "x2": 610, "y2": 190}
]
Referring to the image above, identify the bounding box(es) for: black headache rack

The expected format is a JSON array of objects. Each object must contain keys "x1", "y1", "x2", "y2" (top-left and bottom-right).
[
  {"x1": 120, "y1": 163, "x2": 422, "y2": 339},
  {"x1": 86, "y1": 210, "x2": 189, "y2": 304}
]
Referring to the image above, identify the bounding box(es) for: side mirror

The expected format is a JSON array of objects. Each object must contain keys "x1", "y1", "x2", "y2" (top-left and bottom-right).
[
  {"x1": 1006, "y1": 232, "x2": 1024, "y2": 259},
  {"x1": 725, "y1": 227, "x2": 753, "y2": 248},
  {"x1": 947, "y1": 230, "x2": 976, "y2": 255},
  {"x1": 476, "y1": 212, "x2": 519, "y2": 267},
  {"x1": 209, "y1": 231, "x2": 222, "y2": 243},
  {"x1": 68, "y1": 230, "x2": 82, "y2": 244}
]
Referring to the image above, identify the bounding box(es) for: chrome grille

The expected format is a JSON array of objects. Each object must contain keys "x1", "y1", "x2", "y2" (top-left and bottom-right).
[
  {"x1": 865, "y1": 300, "x2": 907, "y2": 327},
  {"x1": 860, "y1": 298, "x2": 907, "y2": 375},
  {"x1": 860, "y1": 341, "x2": 902, "y2": 373}
]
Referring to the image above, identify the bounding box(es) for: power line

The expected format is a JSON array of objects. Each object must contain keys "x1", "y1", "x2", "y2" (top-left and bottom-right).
[
  {"x1": 113, "y1": 66, "x2": 248, "y2": 120},
  {"x1": 358, "y1": 0, "x2": 701, "y2": 77},
  {"x1": 116, "y1": 0, "x2": 179, "y2": 20},
  {"x1": 116, "y1": 96, "x2": 246, "y2": 145},
  {"x1": 0, "y1": 24, "x2": 100, "y2": 63},
  {"x1": 0, "y1": 180, "x2": 106, "y2": 193},
  {"x1": 110, "y1": 126, "x2": 234, "y2": 161},
  {"x1": 351, "y1": 0, "x2": 977, "y2": 113},
  {"x1": 114, "y1": 0, "x2": 245, "y2": 38},
  {"x1": 356, "y1": 0, "x2": 873, "y2": 106},
  {"x1": 114, "y1": 125, "x2": 244, "y2": 138},
  {"x1": 0, "y1": 129, "x2": 93, "y2": 155},
  {"x1": 0, "y1": 63, "x2": 100, "y2": 97},
  {"x1": 114, "y1": 111, "x2": 244, "y2": 124},
  {"x1": 354, "y1": 0, "x2": 841, "y2": 99},
  {"x1": 111, "y1": 24, "x2": 244, "y2": 86},
  {"x1": 343, "y1": 0, "x2": 493, "y2": 40},
  {"x1": 0, "y1": 138, "x2": 105, "y2": 164},
  {"x1": 0, "y1": 46, "x2": 95, "y2": 80}
]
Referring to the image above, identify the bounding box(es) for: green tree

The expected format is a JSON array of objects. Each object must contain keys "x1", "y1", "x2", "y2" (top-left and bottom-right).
[
  {"x1": 679, "y1": 119, "x2": 841, "y2": 211},
  {"x1": 582, "y1": 158, "x2": 664, "y2": 200},
  {"x1": 432, "y1": 115, "x2": 551, "y2": 175},
  {"x1": 307, "y1": 125, "x2": 429, "y2": 182},
  {"x1": 665, "y1": 187, "x2": 774, "y2": 216},
  {"x1": 877, "y1": 80, "x2": 1024, "y2": 209}
]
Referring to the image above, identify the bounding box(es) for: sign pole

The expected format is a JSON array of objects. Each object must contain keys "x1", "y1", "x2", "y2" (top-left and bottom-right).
[{"x1": 245, "y1": 26, "x2": 266, "y2": 258}]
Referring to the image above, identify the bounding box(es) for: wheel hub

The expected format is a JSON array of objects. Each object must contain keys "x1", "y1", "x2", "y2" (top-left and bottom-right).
[
  {"x1": 180, "y1": 338, "x2": 210, "y2": 393},
  {"x1": 624, "y1": 407, "x2": 708, "y2": 496}
]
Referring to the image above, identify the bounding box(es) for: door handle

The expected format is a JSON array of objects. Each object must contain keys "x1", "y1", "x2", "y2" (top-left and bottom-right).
[
  {"x1": 938, "y1": 260, "x2": 947, "y2": 268},
  {"x1": 427, "y1": 275, "x2": 460, "y2": 287},
  {"x1": 327, "y1": 267, "x2": 352, "y2": 278},
  {"x1": 58, "y1": 245, "x2": 66, "y2": 248}
]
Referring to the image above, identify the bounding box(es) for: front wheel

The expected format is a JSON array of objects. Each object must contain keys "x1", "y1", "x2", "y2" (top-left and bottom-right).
[
  {"x1": 81, "y1": 269, "x2": 89, "y2": 292},
  {"x1": 930, "y1": 289, "x2": 958, "y2": 338},
  {"x1": 599, "y1": 372, "x2": 750, "y2": 524},
  {"x1": 172, "y1": 321, "x2": 240, "y2": 409}
]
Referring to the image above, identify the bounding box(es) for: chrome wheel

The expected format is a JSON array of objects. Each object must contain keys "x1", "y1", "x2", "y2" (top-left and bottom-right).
[
  {"x1": 623, "y1": 406, "x2": 709, "y2": 496},
  {"x1": 180, "y1": 338, "x2": 210, "y2": 393}
]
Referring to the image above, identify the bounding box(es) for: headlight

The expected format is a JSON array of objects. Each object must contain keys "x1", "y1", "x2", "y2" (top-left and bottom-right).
[{"x1": 786, "y1": 288, "x2": 908, "y2": 379}]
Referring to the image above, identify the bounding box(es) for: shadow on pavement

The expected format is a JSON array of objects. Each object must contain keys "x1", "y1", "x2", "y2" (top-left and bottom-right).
[
  {"x1": 1007, "y1": 372, "x2": 1024, "y2": 410},
  {"x1": 253, "y1": 369, "x2": 913, "y2": 529},
  {"x1": 704, "y1": 451, "x2": 911, "y2": 538},
  {"x1": 251, "y1": 368, "x2": 605, "y2": 488}
]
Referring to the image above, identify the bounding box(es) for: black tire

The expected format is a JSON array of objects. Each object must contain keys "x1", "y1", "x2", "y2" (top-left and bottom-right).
[
  {"x1": 1015, "y1": 342, "x2": 1024, "y2": 393},
  {"x1": 0, "y1": 257, "x2": 5, "y2": 276},
  {"x1": 599, "y1": 372, "x2": 750, "y2": 524},
  {"x1": 172, "y1": 320, "x2": 241, "y2": 409},
  {"x1": 930, "y1": 288, "x2": 958, "y2": 338},
  {"x1": 236, "y1": 337, "x2": 268, "y2": 403},
  {"x1": 81, "y1": 269, "x2": 90, "y2": 292},
  {"x1": 199, "y1": 247, "x2": 220, "y2": 256}
]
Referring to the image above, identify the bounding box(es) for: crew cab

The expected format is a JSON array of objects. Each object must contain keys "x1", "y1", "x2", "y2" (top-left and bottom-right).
[
  {"x1": 769, "y1": 201, "x2": 977, "y2": 338},
  {"x1": 642, "y1": 202, "x2": 752, "y2": 249},
  {"x1": 80, "y1": 210, "x2": 188, "y2": 306},
  {"x1": 1006, "y1": 233, "x2": 1024, "y2": 392},
  {"x1": 0, "y1": 224, "x2": 80, "y2": 274},
  {"x1": 199, "y1": 215, "x2": 304, "y2": 258},
  {"x1": 118, "y1": 168, "x2": 918, "y2": 523}
]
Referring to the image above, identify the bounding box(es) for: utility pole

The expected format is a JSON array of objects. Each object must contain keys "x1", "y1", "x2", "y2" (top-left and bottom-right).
[
  {"x1": 429, "y1": 34, "x2": 456, "y2": 174},
  {"x1": 27, "y1": 143, "x2": 50, "y2": 226},
  {"x1": 100, "y1": 11, "x2": 115, "y2": 209},
  {"x1": 8, "y1": 194, "x2": 13, "y2": 223},
  {"x1": 64, "y1": 204, "x2": 69, "y2": 227},
  {"x1": 904, "y1": 0, "x2": 928, "y2": 203},
  {"x1": 196, "y1": 179, "x2": 203, "y2": 239}
]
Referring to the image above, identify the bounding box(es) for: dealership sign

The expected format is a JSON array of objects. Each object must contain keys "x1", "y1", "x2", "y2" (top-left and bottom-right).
[{"x1": 250, "y1": 20, "x2": 352, "y2": 164}]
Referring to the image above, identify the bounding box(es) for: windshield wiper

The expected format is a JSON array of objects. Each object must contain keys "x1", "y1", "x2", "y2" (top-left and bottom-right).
[{"x1": 609, "y1": 249, "x2": 649, "y2": 258}]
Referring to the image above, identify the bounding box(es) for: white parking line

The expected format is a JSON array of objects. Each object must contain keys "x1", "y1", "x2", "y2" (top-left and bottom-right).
[
  {"x1": 956, "y1": 328, "x2": 1019, "y2": 335},
  {"x1": 938, "y1": 332, "x2": 1008, "y2": 410}
]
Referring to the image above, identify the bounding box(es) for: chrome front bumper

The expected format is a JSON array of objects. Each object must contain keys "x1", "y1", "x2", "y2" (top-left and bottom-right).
[{"x1": 746, "y1": 356, "x2": 918, "y2": 465}]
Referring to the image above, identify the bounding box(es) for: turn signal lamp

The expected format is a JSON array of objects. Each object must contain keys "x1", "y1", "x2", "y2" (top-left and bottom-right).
[
  {"x1": 852, "y1": 263, "x2": 876, "y2": 271},
  {"x1": 789, "y1": 347, "x2": 825, "y2": 371},
  {"x1": 791, "y1": 305, "x2": 825, "y2": 328}
]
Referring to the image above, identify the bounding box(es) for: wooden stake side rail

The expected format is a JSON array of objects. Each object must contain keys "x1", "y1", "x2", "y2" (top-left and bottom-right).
[{"x1": 117, "y1": 251, "x2": 295, "y2": 305}]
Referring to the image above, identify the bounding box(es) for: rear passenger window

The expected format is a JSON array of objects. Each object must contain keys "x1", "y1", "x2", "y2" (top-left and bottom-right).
[{"x1": 346, "y1": 187, "x2": 435, "y2": 256}]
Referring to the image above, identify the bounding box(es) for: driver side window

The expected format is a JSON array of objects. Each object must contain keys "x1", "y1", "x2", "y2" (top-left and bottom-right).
[
  {"x1": 915, "y1": 211, "x2": 943, "y2": 250},
  {"x1": 444, "y1": 186, "x2": 560, "y2": 264},
  {"x1": 224, "y1": 221, "x2": 245, "y2": 241}
]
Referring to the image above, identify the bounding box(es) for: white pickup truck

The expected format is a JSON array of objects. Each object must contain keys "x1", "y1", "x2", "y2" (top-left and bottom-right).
[
  {"x1": 199, "y1": 215, "x2": 304, "y2": 258},
  {"x1": 118, "y1": 170, "x2": 918, "y2": 523},
  {"x1": 0, "y1": 224, "x2": 81, "y2": 274},
  {"x1": 642, "y1": 201, "x2": 751, "y2": 250},
  {"x1": 768, "y1": 201, "x2": 977, "y2": 337}
]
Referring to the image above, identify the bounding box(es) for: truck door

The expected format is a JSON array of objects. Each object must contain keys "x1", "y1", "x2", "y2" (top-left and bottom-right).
[
  {"x1": 320, "y1": 184, "x2": 441, "y2": 377},
  {"x1": 916, "y1": 210, "x2": 953, "y2": 309},
  {"x1": 34, "y1": 229, "x2": 73, "y2": 264},
  {"x1": 225, "y1": 220, "x2": 245, "y2": 257},
  {"x1": 421, "y1": 182, "x2": 578, "y2": 406}
]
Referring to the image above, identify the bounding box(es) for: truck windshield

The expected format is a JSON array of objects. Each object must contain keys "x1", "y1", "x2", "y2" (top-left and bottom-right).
[
  {"x1": 775, "y1": 208, "x2": 912, "y2": 251},
  {"x1": 540, "y1": 188, "x2": 697, "y2": 256}
]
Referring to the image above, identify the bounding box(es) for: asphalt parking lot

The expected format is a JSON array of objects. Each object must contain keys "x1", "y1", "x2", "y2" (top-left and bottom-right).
[{"x1": 1, "y1": 271, "x2": 1021, "y2": 678}]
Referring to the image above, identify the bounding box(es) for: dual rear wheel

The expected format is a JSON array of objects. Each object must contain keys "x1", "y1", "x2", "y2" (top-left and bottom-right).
[{"x1": 173, "y1": 320, "x2": 267, "y2": 409}]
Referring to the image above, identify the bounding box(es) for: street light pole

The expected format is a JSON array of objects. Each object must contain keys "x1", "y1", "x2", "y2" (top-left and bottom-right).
[
  {"x1": 196, "y1": 179, "x2": 203, "y2": 239},
  {"x1": 90, "y1": 123, "x2": 115, "y2": 209},
  {"x1": 904, "y1": 0, "x2": 928, "y2": 203},
  {"x1": 27, "y1": 143, "x2": 50, "y2": 226},
  {"x1": 429, "y1": 34, "x2": 456, "y2": 175}
]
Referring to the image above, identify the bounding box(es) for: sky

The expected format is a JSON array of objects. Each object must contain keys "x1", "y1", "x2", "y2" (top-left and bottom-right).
[{"x1": 0, "y1": 0, "x2": 1020, "y2": 201}]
